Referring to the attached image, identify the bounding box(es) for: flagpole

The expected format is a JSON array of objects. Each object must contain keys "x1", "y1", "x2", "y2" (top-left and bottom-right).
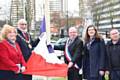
[
  {"x1": 44, "y1": 0, "x2": 50, "y2": 80},
  {"x1": 45, "y1": 0, "x2": 51, "y2": 44}
]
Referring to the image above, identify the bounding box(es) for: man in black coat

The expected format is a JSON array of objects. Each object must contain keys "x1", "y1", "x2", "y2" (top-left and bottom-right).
[
  {"x1": 106, "y1": 29, "x2": 120, "y2": 80},
  {"x1": 16, "y1": 19, "x2": 39, "y2": 80},
  {"x1": 54, "y1": 27, "x2": 83, "y2": 80}
]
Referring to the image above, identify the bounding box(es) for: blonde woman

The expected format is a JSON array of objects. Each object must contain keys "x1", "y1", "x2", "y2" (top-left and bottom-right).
[{"x1": 0, "y1": 24, "x2": 26, "y2": 80}]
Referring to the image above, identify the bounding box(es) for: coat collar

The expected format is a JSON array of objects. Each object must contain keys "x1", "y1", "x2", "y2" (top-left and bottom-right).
[
  {"x1": 85, "y1": 38, "x2": 101, "y2": 44},
  {"x1": 17, "y1": 28, "x2": 26, "y2": 38},
  {"x1": 107, "y1": 39, "x2": 120, "y2": 45},
  {"x1": 67, "y1": 36, "x2": 79, "y2": 47},
  {"x1": 17, "y1": 28, "x2": 23, "y2": 35}
]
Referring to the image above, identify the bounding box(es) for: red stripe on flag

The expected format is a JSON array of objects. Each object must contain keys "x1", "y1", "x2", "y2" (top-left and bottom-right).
[{"x1": 23, "y1": 52, "x2": 68, "y2": 77}]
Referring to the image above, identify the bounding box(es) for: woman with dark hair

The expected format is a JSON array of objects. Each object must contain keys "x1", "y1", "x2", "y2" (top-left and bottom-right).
[{"x1": 83, "y1": 25, "x2": 106, "y2": 80}]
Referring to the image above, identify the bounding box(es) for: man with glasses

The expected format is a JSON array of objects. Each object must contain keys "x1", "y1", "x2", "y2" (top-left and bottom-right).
[
  {"x1": 106, "y1": 29, "x2": 120, "y2": 80},
  {"x1": 16, "y1": 19, "x2": 39, "y2": 80}
]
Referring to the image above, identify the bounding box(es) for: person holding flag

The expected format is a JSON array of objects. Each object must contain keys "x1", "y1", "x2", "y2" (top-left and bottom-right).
[
  {"x1": 0, "y1": 24, "x2": 26, "y2": 80},
  {"x1": 54, "y1": 27, "x2": 83, "y2": 80},
  {"x1": 16, "y1": 19, "x2": 40, "y2": 80},
  {"x1": 24, "y1": 17, "x2": 68, "y2": 77}
]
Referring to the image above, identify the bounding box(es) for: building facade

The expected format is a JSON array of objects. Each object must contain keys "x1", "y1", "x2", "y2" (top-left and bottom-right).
[{"x1": 92, "y1": 0, "x2": 120, "y2": 33}]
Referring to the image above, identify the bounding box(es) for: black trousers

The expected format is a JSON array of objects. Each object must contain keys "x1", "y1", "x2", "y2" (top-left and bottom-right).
[
  {"x1": 0, "y1": 70, "x2": 32, "y2": 80},
  {"x1": 68, "y1": 67, "x2": 82, "y2": 80},
  {"x1": 22, "y1": 74, "x2": 32, "y2": 80},
  {"x1": 0, "y1": 70, "x2": 24, "y2": 80},
  {"x1": 87, "y1": 76, "x2": 103, "y2": 80},
  {"x1": 110, "y1": 70, "x2": 120, "y2": 80}
]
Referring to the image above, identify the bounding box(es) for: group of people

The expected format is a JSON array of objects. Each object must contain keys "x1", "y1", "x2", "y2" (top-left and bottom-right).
[
  {"x1": 0, "y1": 19, "x2": 39, "y2": 80},
  {"x1": 55, "y1": 25, "x2": 120, "y2": 80},
  {"x1": 0, "y1": 18, "x2": 120, "y2": 80}
]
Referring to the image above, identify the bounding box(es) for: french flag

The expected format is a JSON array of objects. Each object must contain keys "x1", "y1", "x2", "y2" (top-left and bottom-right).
[{"x1": 24, "y1": 17, "x2": 68, "y2": 77}]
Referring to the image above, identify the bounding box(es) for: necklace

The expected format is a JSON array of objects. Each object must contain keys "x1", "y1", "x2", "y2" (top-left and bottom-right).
[{"x1": 17, "y1": 34, "x2": 32, "y2": 49}]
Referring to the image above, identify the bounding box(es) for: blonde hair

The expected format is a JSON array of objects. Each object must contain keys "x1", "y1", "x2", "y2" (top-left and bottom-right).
[
  {"x1": 0, "y1": 34, "x2": 2, "y2": 41},
  {"x1": 0, "y1": 24, "x2": 17, "y2": 40}
]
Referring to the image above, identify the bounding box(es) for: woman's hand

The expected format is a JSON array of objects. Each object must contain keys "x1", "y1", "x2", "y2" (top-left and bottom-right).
[
  {"x1": 21, "y1": 66, "x2": 26, "y2": 72},
  {"x1": 99, "y1": 70, "x2": 105, "y2": 76},
  {"x1": 105, "y1": 71, "x2": 110, "y2": 75},
  {"x1": 15, "y1": 64, "x2": 21, "y2": 74},
  {"x1": 104, "y1": 71, "x2": 110, "y2": 80}
]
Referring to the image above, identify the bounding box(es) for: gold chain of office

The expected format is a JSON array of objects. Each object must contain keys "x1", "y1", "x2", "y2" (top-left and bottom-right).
[{"x1": 17, "y1": 34, "x2": 32, "y2": 49}]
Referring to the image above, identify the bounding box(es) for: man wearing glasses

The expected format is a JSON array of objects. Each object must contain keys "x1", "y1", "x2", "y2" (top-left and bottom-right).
[
  {"x1": 16, "y1": 19, "x2": 39, "y2": 80},
  {"x1": 106, "y1": 29, "x2": 120, "y2": 80}
]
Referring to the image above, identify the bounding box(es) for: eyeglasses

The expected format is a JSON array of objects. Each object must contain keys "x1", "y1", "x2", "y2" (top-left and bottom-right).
[
  {"x1": 88, "y1": 29, "x2": 95, "y2": 31},
  {"x1": 20, "y1": 23, "x2": 27, "y2": 25}
]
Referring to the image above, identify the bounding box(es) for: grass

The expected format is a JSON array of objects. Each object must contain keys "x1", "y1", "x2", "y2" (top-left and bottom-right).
[
  {"x1": 32, "y1": 76, "x2": 66, "y2": 80},
  {"x1": 50, "y1": 77, "x2": 66, "y2": 80}
]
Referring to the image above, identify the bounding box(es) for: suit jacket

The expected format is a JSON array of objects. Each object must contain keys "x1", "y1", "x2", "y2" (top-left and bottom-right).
[
  {"x1": 16, "y1": 29, "x2": 39, "y2": 62},
  {"x1": 0, "y1": 40, "x2": 26, "y2": 72},
  {"x1": 54, "y1": 36, "x2": 83, "y2": 69}
]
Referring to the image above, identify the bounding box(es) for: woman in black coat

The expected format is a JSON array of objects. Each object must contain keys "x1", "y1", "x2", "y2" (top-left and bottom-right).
[{"x1": 83, "y1": 25, "x2": 106, "y2": 80}]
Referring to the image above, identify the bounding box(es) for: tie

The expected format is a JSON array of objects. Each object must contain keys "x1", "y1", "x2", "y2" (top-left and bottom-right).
[
  {"x1": 24, "y1": 32, "x2": 29, "y2": 41},
  {"x1": 68, "y1": 39, "x2": 72, "y2": 45}
]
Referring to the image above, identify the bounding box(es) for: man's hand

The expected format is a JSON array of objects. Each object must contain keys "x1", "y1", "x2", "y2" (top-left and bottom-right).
[
  {"x1": 68, "y1": 62, "x2": 73, "y2": 68},
  {"x1": 79, "y1": 68, "x2": 83, "y2": 75}
]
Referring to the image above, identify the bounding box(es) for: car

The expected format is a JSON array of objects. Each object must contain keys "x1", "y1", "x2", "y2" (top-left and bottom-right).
[
  {"x1": 104, "y1": 38, "x2": 111, "y2": 44},
  {"x1": 55, "y1": 37, "x2": 68, "y2": 45},
  {"x1": 53, "y1": 37, "x2": 68, "y2": 61},
  {"x1": 50, "y1": 40, "x2": 57, "y2": 44}
]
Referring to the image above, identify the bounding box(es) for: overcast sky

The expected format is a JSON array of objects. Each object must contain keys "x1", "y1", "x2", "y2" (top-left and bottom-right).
[
  {"x1": 0, "y1": 0, "x2": 11, "y2": 20},
  {"x1": 68, "y1": 0, "x2": 79, "y2": 14},
  {"x1": 0, "y1": 0, "x2": 79, "y2": 20}
]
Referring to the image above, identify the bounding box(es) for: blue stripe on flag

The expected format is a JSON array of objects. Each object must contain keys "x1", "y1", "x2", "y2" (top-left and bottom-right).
[
  {"x1": 47, "y1": 44, "x2": 54, "y2": 53},
  {"x1": 39, "y1": 16, "x2": 54, "y2": 54},
  {"x1": 40, "y1": 17, "x2": 46, "y2": 34}
]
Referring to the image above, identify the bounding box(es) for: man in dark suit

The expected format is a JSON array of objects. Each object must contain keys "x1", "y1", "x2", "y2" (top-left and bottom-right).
[
  {"x1": 16, "y1": 19, "x2": 39, "y2": 80},
  {"x1": 54, "y1": 27, "x2": 83, "y2": 80}
]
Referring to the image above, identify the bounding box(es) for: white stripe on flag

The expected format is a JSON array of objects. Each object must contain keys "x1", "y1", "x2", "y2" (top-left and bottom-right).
[{"x1": 34, "y1": 33, "x2": 63, "y2": 64}]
